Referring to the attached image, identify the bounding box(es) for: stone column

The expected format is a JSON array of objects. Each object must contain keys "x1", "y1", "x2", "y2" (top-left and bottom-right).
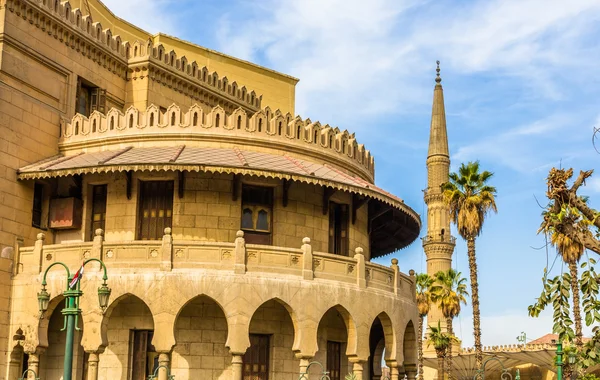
[
  {"x1": 160, "y1": 227, "x2": 173, "y2": 271},
  {"x1": 231, "y1": 354, "x2": 244, "y2": 380},
  {"x1": 234, "y1": 231, "x2": 246, "y2": 274},
  {"x1": 352, "y1": 360, "x2": 365, "y2": 380},
  {"x1": 298, "y1": 357, "x2": 311, "y2": 375},
  {"x1": 405, "y1": 364, "x2": 417, "y2": 380},
  {"x1": 157, "y1": 352, "x2": 170, "y2": 380},
  {"x1": 26, "y1": 351, "x2": 41, "y2": 380},
  {"x1": 398, "y1": 365, "x2": 406, "y2": 380},
  {"x1": 301, "y1": 237, "x2": 313, "y2": 280},
  {"x1": 92, "y1": 229, "x2": 104, "y2": 260},
  {"x1": 354, "y1": 248, "x2": 366, "y2": 288},
  {"x1": 390, "y1": 366, "x2": 400, "y2": 380},
  {"x1": 86, "y1": 352, "x2": 100, "y2": 380}
]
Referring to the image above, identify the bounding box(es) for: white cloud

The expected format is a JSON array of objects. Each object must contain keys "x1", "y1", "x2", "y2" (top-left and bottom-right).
[
  {"x1": 453, "y1": 309, "x2": 595, "y2": 348},
  {"x1": 215, "y1": 0, "x2": 600, "y2": 127},
  {"x1": 93, "y1": 0, "x2": 178, "y2": 35}
]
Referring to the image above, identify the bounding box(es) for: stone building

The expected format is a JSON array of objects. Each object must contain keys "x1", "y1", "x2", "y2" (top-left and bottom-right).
[{"x1": 0, "y1": 0, "x2": 424, "y2": 379}]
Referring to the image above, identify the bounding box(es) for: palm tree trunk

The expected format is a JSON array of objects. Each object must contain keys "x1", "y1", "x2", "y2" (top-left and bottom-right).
[
  {"x1": 446, "y1": 317, "x2": 454, "y2": 380},
  {"x1": 436, "y1": 352, "x2": 445, "y2": 380},
  {"x1": 418, "y1": 316, "x2": 425, "y2": 380},
  {"x1": 569, "y1": 261, "x2": 583, "y2": 349},
  {"x1": 467, "y1": 237, "x2": 483, "y2": 373}
]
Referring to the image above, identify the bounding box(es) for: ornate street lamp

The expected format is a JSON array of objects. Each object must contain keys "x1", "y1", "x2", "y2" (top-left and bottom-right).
[
  {"x1": 38, "y1": 258, "x2": 110, "y2": 380},
  {"x1": 568, "y1": 352, "x2": 578, "y2": 380}
]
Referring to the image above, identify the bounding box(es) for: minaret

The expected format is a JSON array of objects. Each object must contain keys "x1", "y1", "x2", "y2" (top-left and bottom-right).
[{"x1": 423, "y1": 61, "x2": 455, "y2": 328}]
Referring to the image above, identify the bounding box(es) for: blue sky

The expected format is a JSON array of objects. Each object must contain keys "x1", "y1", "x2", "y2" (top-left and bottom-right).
[{"x1": 103, "y1": 0, "x2": 600, "y2": 347}]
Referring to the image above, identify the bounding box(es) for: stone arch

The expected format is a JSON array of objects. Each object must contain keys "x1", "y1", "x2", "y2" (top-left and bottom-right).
[
  {"x1": 315, "y1": 304, "x2": 357, "y2": 358},
  {"x1": 171, "y1": 295, "x2": 230, "y2": 379},
  {"x1": 403, "y1": 320, "x2": 417, "y2": 368},
  {"x1": 313, "y1": 305, "x2": 357, "y2": 378},
  {"x1": 243, "y1": 298, "x2": 300, "y2": 378},
  {"x1": 37, "y1": 295, "x2": 65, "y2": 349},
  {"x1": 99, "y1": 293, "x2": 156, "y2": 379},
  {"x1": 369, "y1": 312, "x2": 397, "y2": 380}
]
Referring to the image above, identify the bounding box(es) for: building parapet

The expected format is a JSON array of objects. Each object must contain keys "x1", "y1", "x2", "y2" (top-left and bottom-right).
[
  {"x1": 7, "y1": 0, "x2": 264, "y2": 108},
  {"x1": 16, "y1": 230, "x2": 413, "y2": 300},
  {"x1": 421, "y1": 235, "x2": 457, "y2": 245},
  {"x1": 59, "y1": 103, "x2": 375, "y2": 176}
]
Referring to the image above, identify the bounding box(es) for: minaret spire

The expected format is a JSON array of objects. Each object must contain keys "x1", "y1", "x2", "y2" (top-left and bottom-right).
[{"x1": 423, "y1": 60, "x2": 455, "y2": 330}]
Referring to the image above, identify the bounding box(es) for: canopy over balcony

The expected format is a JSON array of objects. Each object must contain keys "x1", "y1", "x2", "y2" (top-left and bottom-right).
[{"x1": 18, "y1": 145, "x2": 420, "y2": 256}]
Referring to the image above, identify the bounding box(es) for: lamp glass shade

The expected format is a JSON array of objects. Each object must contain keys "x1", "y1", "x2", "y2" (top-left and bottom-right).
[
  {"x1": 568, "y1": 353, "x2": 576, "y2": 365},
  {"x1": 98, "y1": 284, "x2": 111, "y2": 309},
  {"x1": 37, "y1": 289, "x2": 50, "y2": 313}
]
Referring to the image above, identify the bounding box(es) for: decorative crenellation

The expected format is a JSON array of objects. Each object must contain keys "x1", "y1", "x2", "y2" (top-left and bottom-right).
[
  {"x1": 7, "y1": 0, "x2": 130, "y2": 77},
  {"x1": 129, "y1": 42, "x2": 262, "y2": 110},
  {"x1": 7, "y1": 0, "x2": 265, "y2": 108},
  {"x1": 461, "y1": 343, "x2": 555, "y2": 353},
  {"x1": 60, "y1": 103, "x2": 375, "y2": 173}
]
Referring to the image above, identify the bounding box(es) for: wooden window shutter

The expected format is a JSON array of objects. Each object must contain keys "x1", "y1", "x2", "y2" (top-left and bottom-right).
[
  {"x1": 328, "y1": 202, "x2": 335, "y2": 253},
  {"x1": 327, "y1": 341, "x2": 342, "y2": 380},
  {"x1": 340, "y1": 204, "x2": 349, "y2": 255},
  {"x1": 131, "y1": 331, "x2": 148, "y2": 380}
]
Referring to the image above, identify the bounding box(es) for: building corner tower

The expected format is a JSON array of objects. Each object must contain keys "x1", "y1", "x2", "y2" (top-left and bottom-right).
[{"x1": 422, "y1": 61, "x2": 456, "y2": 328}]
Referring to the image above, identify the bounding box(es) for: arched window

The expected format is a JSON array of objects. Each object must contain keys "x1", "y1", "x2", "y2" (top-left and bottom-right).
[
  {"x1": 296, "y1": 125, "x2": 301, "y2": 140},
  {"x1": 278, "y1": 122, "x2": 282, "y2": 135},
  {"x1": 129, "y1": 114, "x2": 134, "y2": 128},
  {"x1": 150, "y1": 113, "x2": 154, "y2": 127},
  {"x1": 258, "y1": 119, "x2": 262, "y2": 132},
  {"x1": 193, "y1": 112, "x2": 198, "y2": 126},
  {"x1": 215, "y1": 114, "x2": 220, "y2": 128},
  {"x1": 237, "y1": 115, "x2": 242, "y2": 129},
  {"x1": 256, "y1": 210, "x2": 269, "y2": 231},
  {"x1": 74, "y1": 121, "x2": 79, "y2": 135},
  {"x1": 241, "y1": 208, "x2": 253, "y2": 230},
  {"x1": 342, "y1": 140, "x2": 346, "y2": 153},
  {"x1": 92, "y1": 119, "x2": 97, "y2": 132},
  {"x1": 329, "y1": 135, "x2": 333, "y2": 148},
  {"x1": 171, "y1": 112, "x2": 176, "y2": 125},
  {"x1": 110, "y1": 116, "x2": 114, "y2": 130},
  {"x1": 134, "y1": 46, "x2": 138, "y2": 57},
  {"x1": 314, "y1": 130, "x2": 318, "y2": 143}
]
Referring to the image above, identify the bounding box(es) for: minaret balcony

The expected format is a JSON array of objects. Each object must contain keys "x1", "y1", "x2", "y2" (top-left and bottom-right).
[{"x1": 421, "y1": 234, "x2": 457, "y2": 246}]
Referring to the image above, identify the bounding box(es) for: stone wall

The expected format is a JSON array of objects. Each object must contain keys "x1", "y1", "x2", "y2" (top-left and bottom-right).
[{"x1": 0, "y1": 256, "x2": 13, "y2": 379}]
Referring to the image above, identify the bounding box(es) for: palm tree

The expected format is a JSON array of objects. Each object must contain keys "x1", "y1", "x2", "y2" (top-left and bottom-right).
[
  {"x1": 430, "y1": 269, "x2": 468, "y2": 380},
  {"x1": 416, "y1": 273, "x2": 434, "y2": 380},
  {"x1": 541, "y1": 207, "x2": 585, "y2": 349},
  {"x1": 427, "y1": 321, "x2": 457, "y2": 380},
  {"x1": 442, "y1": 161, "x2": 497, "y2": 371}
]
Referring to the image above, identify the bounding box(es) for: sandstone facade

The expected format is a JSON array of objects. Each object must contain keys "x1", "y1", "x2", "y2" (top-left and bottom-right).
[{"x1": 0, "y1": 1, "x2": 422, "y2": 379}]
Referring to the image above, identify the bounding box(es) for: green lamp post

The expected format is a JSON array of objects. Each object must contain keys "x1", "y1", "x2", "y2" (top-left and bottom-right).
[
  {"x1": 556, "y1": 341, "x2": 564, "y2": 380},
  {"x1": 37, "y1": 258, "x2": 111, "y2": 380}
]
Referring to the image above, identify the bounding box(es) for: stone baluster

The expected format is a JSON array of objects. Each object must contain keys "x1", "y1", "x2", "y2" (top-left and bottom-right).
[
  {"x1": 14, "y1": 236, "x2": 23, "y2": 275},
  {"x1": 301, "y1": 237, "x2": 313, "y2": 280},
  {"x1": 33, "y1": 233, "x2": 45, "y2": 273},
  {"x1": 157, "y1": 352, "x2": 170, "y2": 380},
  {"x1": 391, "y1": 258, "x2": 399, "y2": 295},
  {"x1": 234, "y1": 231, "x2": 246, "y2": 274},
  {"x1": 86, "y1": 351, "x2": 100, "y2": 380},
  {"x1": 92, "y1": 229, "x2": 104, "y2": 260},
  {"x1": 160, "y1": 227, "x2": 173, "y2": 271},
  {"x1": 231, "y1": 353, "x2": 244, "y2": 380},
  {"x1": 354, "y1": 247, "x2": 366, "y2": 289}
]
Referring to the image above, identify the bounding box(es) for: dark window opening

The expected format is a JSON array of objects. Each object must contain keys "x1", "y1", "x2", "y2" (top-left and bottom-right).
[
  {"x1": 76, "y1": 77, "x2": 106, "y2": 117},
  {"x1": 258, "y1": 119, "x2": 262, "y2": 132},
  {"x1": 241, "y1": 185, "x2": 273, "y2": 245},
  {"x1": 328, "y1": 202, "x2": 349, "y2": 255},
  {"x1": 137, "y1": 181, "x2": 174, "y2": 240},
  {"x1": 32, "y1": 183, "x2": 44, "y2": 228},
  {"x1": 296, "y1": 125, "x2": 301, "y2": 139},
  {"x1": 243, "y1": 334, "x2": 270, "y2": 380},
  {"x1": 88, "y1": 185, "x2": 107, "y2": 241},
  {"x1": 327, "y1": 341, "x2": 342, "y2": 380},
  {"x1": 193, "y1": 112, "x2": 198, "y2": 126},
  {"x1": 129, "y1": 330, "x2": 157, "y2": 380}
]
